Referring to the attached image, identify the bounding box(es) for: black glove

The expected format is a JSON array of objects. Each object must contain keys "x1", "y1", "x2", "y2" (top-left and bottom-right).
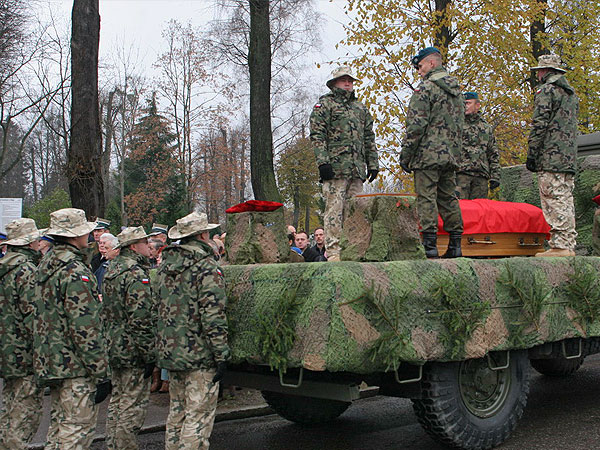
[
  {"x1": 367, "y1": 169, "x2": 379, "y2": 183},
  {"x1": 489, "y1": 179, "x2": 500, "y2": 190},
  {"x1": 525, "y1": 157, "x2": 537, "y2": 172},
  {"x1": 143, "y1": 363, "x2": 155, "y2": 379},
  {"x1": 212, "y1": 362, "x2": 227, "y2": 384},
  {"x1": 318, "y1": 164, "x2": 334, "y2": 181},
  {"x1": 94, "y1": 379, "x2": 112, "y2": 404},
  {"x1": 400, "y1": 162, "x2": 411, "y2": 174}
]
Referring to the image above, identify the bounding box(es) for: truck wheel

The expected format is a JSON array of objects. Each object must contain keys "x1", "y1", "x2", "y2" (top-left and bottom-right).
[
  {"x1": 412, "y1": 351, "x2": 530, "y2": 450},
  {"x1": 530, "y1": 356, "x2": 584, "y2": 377},
  {"x1": 261, "y1": 391, "x2": 351, "y2": 425}
]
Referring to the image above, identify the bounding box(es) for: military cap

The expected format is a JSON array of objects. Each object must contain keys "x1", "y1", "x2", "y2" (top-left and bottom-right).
[
  {"x1": 412, "y1": 47, "x2": 441, "y2": 69},
  {"x1": 0, "y1": 232, "x2": 6, "y2": 241},
  {"x1": 46, "y1": 208, "x2": 97, "y2": 238},
  {"x1": 168, "y1": 212, "x2": 220, "y2": 240},
  {"x1": 4, "y1": 218, "x2": 40, "y2": 246},
  {"x1": 149, "y1": 223, "x2": 168, "y2": 236},
  {"x1": 464, "y1": 92, "x2": 479, "y2": 100},
  {"x1": 531, "y1": 54, "x2": 566, "y2": 73},
  {"x1": 116, "y1": 226, "x2": 150, "y2": 248},
  {"x1": 94, "y1": 218, "x2": 111, "y2": 230},
  {"x1": 326, "y1": 66, "x2": 359, "y2": 89}
]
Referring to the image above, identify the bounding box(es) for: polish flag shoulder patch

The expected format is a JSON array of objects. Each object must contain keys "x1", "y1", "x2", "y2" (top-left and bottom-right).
[
  {"x1": 536, "y1": 89, "x2": 542, "y2": 94},
  {"x1": 142, "y1": 278, "x2": 150, "y2": 284},
  {"x1": 216, "y1": 269, "x2": 223, "y2": 277},
  {"x1": 81, "y1": 275, "x2": 90, "y2": 282},
  {"x1": 314, "y1": 103, "x2": 322, "y2": 109}
]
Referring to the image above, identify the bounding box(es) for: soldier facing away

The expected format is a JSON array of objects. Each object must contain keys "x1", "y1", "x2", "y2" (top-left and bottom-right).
[
  {"x1": 456, "y1": 92, "x2": 501, "y2": 199},
  {"x1": 0, "y1": 218, "x2": 43, "y2": 449},
  {"x1": 527, "y1": 54, "x2": 579, "y2": 257},
  {"x1": 32, "y1": 208, "x2": 111, "y2": 449},
  {"x1": 310, "y1": 66, "x2": 379, "y2": 261},
  {"x1": 102, "y1": 226, "x2": 156, "y2": 450},
  {"x1": 156, "y1": 212, "x2": 231, "y2": 450},
  {"x1": 400, "y1": 47, "x2": 464, "y2": 258}
]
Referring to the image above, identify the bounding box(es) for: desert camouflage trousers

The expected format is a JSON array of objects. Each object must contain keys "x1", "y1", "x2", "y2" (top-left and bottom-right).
[
  {"x1": 106, "y1": 367, "x2": 150, "y2": 450},
  {"x1": 414, "y1": 169, "x2": 463, "y2": 234},
  {"x1": 0, "y1": 375, "x2": 43, "y2": 450},
  {"x1": 166, "y1": 368, "x2": 219, "y2": 450},
  {"x1": 45, "y1": 377, "x2": 98, "y2": 450},
  {"x1": 538, "y1": 171, "x2": 577, "y2": 250},
  {"x1": 322, "y1": 178, "x2": 363, "y2": 259},
  {"x1": 456, "y1": 173, "x2": 488, "y2": 200}
]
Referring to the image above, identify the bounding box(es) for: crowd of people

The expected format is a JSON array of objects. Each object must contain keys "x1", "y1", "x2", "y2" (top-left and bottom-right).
[{"x1": 0, "y1": 209, "x2": 229, "y2": 449}]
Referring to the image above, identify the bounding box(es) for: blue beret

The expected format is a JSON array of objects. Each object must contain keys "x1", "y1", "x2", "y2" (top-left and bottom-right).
[
  {"x1": 412, "y1": 47, "x2": 441, "y2": 68},
  {"x1": 464, "y1": 92, "x2": 479, "y2": 100},
  {"x1": 0, "y1": 232, "x2": 6, "y2": 240},
  {"x1": 40, "y1": 235, "x2": 55, "y2": 243}
]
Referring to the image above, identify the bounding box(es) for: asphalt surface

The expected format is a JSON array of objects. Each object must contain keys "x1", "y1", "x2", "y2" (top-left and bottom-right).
[{"x1": 101, "y1": 354, "x2": 600, "y2": 450}]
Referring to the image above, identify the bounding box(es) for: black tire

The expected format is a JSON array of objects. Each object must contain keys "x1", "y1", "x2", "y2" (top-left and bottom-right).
[
  {"x1": 261, "y1": 391, "x2": 351, "y2": 425},
  {"x1": 412, "y1": 351, "x2": 530, "y2": 450},
  {"x1": 530, "y1": 356, "x2": 584, "y2": 377}
]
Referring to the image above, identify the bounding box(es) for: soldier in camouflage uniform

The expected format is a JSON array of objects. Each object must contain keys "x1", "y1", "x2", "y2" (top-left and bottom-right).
[
  {"x1": 32, "y1": 208, "x2": 111, "y2": 449},
  {"x1": 310, "y1": 66, "x2": 379, "y2": 261},
  {"x1": 527, "y1": 54, "x2": 579, "y2": 257},
  {"x1": 156, "y1": 212, "x2": 231, "y2": 450},
  {"x1": 457, "y1": 92, "x2": 501, "y2": 199},
  {"x1": 0, "y1": 219, "x2": 43, "y2": 449},
  {"x1": 400, "y1": 47, "x2": 464, "y2": 258},
  {"x1": 102, "y1": 226, "x2": 156, "y2": 450}
]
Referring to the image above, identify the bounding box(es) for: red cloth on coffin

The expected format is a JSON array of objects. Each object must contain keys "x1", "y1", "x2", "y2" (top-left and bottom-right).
[
  {"x1": 437, "y1": 199, "x2": 550, "y2": 239},
  {"x1": 593, "y1": 194, "x2": 600, "y2": 206},
  {"x1": 225, "y1": 200, "x2": 283, "y2": 214}
]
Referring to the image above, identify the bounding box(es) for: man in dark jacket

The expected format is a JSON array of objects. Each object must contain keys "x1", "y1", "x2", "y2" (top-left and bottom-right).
[
  {"x1": 401, "y1": 47, "x2": 464, "y2": 258},
  {"x1": 527, "y1": 54, "x2": 579, "y2": 257},
  {"x1": 303, "y1": 227, "x2": 327, "y2": 262}
]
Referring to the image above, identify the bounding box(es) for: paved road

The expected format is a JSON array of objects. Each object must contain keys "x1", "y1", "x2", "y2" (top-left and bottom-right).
[{"x1": 94, "y1": 355, "x2": 600, "y2": 450}]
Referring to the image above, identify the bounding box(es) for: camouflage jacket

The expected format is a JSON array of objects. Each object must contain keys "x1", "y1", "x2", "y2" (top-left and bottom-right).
[
  {"x1": 458, "y1": 112, "x2": 500, "y2": 180},
  {"x1": 527, "y1": 73, "x2": 579, "y2": 174},
  {"x1": 401, "y1": 67, "x2": 464, "y2": 170},
  {"x1": 102, "y1": 248, "x2": 155, "y2": 369},
  {"x1": 33, "y1": 243, "x2": 110, "y2": 383},
  {"x1": 0, "y1": 247, "x2": 38, "y2": 378},
  {"x1": 156, "y1": 239, "x2": 230, "y2": 371},
  {"x1": 310, "y1": 87, "x2": 378, "y2": 180}
]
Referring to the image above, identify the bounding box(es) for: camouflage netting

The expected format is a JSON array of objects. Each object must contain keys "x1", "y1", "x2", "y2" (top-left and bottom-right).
[
  {"x1": 340, "y1": 195, "x2": 425, "y2": 261},
  {"x1": 594, "y1": 210, "x2": 600, "y2": 256},
  {"x1": 225, "y1": 209, "x2": 291, "y2": 264},
  {"x1": 500, "y1": 155, "x2": 600, "y2": 255},
  {"x1": 224, "y1": 257, "x2": 600, "y2": 373}
]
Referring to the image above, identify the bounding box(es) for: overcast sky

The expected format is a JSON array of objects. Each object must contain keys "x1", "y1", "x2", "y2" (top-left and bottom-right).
[{"x1": 38, "y1": 0, "x2": 356, "y2": 86}]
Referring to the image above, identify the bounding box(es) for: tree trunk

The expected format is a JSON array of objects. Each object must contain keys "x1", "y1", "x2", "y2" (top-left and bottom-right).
[
  {"x1": 68, "y1": 0, "x2": 104, "y2": 217},
  {"x1": 529, "y1": 0, "x2": 548, "y2": 90},
  {"x1": 434, "y1": 0, "x2": 453, "y2": 61},
  {"x1": 248, "y1": 0, "x2": 281, "y2": 202},
  {"x1": 102, "y1": 89, "x2": 116, "y2": 207},
  {"x1": 293, "y1": 184, "x2": 300, "y2": 228},
  {"x1": 304, "y1": 204, "x2": 310, "y2": 234}
]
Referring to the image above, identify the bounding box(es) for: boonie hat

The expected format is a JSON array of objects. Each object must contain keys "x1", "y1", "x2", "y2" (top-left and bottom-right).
[
  {"x1": 95, "y1": 218, "x2": 111, "y2": 230},
  {"x1": 168, "y1": 212, "x2": 220, "y2": 240},
  {"x1": 531, "y1": 54, "x2": 566, "y2": 73},
  {"x1": 117, "y1": 226, "x2": 150, "y2": 248},
  {"x1": 149, "y1": 223, "x2": 168, "y2": 236},
  {"x1": 464, "y1": 92, "x2": 479, "y2": 100},
  {"x1": 46, "y1": 208, "x2": 97, "y2": 238},
  {"x1": 412, "y1": 47, "x2": 441, "y2": 69},
  {"x1": 326, "y1": 66, "x2": 359, "y2": 89},
  {"x1": 4, "y1": 218, "x2": 40, "y2": 246}
]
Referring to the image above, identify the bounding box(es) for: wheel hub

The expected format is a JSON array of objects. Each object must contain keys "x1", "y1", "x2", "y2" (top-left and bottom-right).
[{"x1": 459, "y1": 356, "x2": 511, "y2": 418}]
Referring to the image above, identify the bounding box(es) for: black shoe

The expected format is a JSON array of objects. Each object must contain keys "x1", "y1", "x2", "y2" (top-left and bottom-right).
[
  {"x1": 422, "y1": 232, "x2": 439, "y2": 258},
  {"x1": 442, "y1": 233, "x2": 462, "y2": 258}
]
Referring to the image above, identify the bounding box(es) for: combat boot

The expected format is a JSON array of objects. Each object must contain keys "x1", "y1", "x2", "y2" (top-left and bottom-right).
[
  {"x1": 442, "y1": 233, "x2": 462, "y2": 258},
  {"x1": 421, "y1": 232, "x2": 439, "y2": 258},
  {"x1": 535, "y1": 248, "x2": 575, "y2": 257}
]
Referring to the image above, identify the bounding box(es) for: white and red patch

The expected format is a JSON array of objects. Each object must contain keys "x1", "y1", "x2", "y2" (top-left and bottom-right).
[
  {"x1": 216, "y1": 269, "x2": 223, "y2": 277},
  {"x1": 314, "y1": 103, "x2": 322, "y2": 109},
  {"x1": 536, "y1": 89, "x2": 542, "y2": 94},
  {"x1": 81, "y1": 275, "x2": 90, "y2": 282},
  {"x1": 142, "y1": 278, "x2": 150, "y2": 284}
]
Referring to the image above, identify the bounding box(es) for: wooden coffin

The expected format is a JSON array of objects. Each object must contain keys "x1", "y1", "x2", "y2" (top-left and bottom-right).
[{"x1": 437, "y1": 232, "x2": 546, "y2": 257}]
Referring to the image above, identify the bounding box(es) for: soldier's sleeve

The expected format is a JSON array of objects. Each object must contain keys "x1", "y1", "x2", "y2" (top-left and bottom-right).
[
  {"x1": 64, "y1": 265, "x2": 110, "y2": 381},
  {"x1": 527, "y1": 85, "x2": 553, "y2": 161},
  {"x1": 310, "y1": 98, "x2": 331, "y2": 167},
  {"x1": 125, "y1": 267, "x2": 156, "y2": 364},
  {"x1": 16, "y1": 263, "x2": 37, "y2": 338},
  {"x1": 197, "y1": 261, "x2": 231, "y2": 363},
  {"x1": 487, "y1": 124, "x2": 501, "y2": 181},
  {"x1": 364, "y1": 109, "x2": 379, "y2": 170},
  {"x1": 401, "y1": 85, "x2": 431, "y2": 167}
]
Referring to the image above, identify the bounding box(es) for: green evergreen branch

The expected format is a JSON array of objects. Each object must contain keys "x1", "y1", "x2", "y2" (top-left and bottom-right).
[{"x1": 565, "y1": 260, "x2": 600, "y2": 328}]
